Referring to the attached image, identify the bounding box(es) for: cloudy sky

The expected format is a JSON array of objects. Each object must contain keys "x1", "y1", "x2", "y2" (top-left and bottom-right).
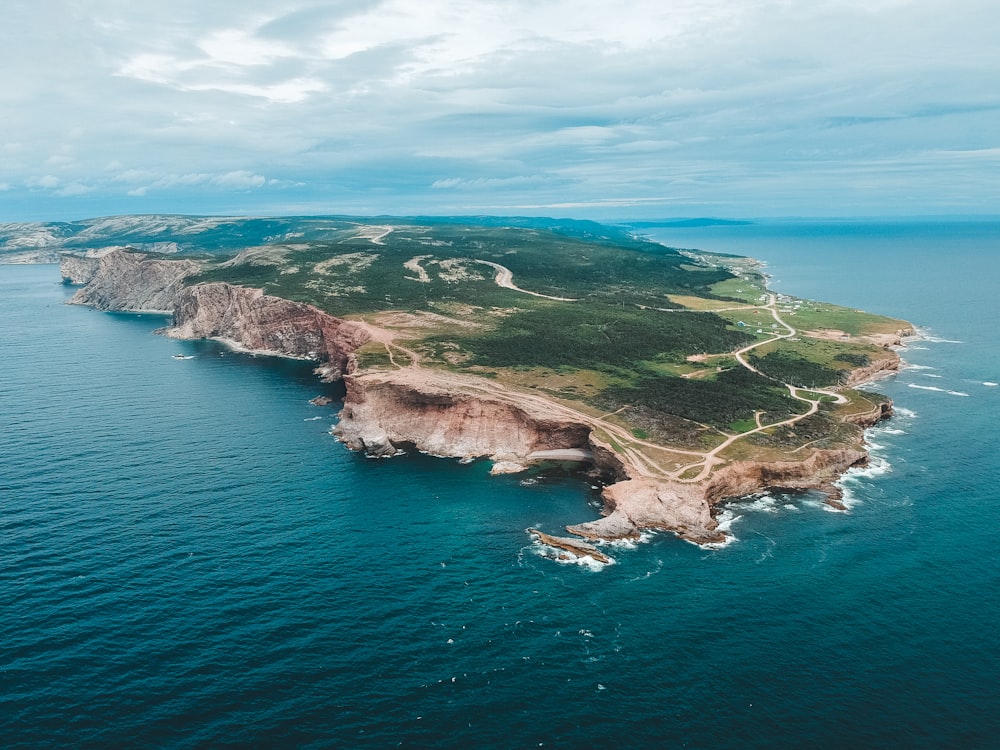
[{"x1": 2, "y1": 0, "x2": 998, "y2": 221}]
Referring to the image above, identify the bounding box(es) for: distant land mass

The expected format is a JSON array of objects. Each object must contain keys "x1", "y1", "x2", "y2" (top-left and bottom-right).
[
  {"x1": 625, "y1": 218, "x2": 754, "y2": 228},
  {"x1": 8, "y1": 214, "x2": 914, "y2": 563}
]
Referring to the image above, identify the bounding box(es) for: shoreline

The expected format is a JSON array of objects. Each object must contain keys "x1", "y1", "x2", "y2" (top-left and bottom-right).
[{"x1": 59, "y1": 247, "x2": 914, "y2": 565}]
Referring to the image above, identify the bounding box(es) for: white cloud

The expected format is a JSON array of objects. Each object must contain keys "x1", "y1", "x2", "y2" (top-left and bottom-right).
[
  {"x1": 211, "y1": 171, "x2": 267, "y2": 189},
  {"x1": 26, "y1": 175, "x2": 62, "y2": 189},
  {"x1": 55, "y1": 182, "x2": 95, "y2": 197},
  {"x1": 1, "y1": 0, "x2": 999, "y2": 219}
]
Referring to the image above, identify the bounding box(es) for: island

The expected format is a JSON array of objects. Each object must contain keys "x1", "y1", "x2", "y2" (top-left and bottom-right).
[{"x1": 26, "y1": 215, "x2": 912, "y2": 563}]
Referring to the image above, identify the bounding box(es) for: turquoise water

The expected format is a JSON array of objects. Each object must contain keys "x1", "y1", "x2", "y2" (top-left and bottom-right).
[{"x1": 3, "y1": 221, "x2": 1000, "y2": 748}]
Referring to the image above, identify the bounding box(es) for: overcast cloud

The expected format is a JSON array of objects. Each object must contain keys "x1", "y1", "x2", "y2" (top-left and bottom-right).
[{"x1": 2, "y1": 0, "x2": 998, "y2": 220}]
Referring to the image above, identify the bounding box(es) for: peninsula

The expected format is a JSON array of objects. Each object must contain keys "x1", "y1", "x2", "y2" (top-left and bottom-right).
[{"x1": 37, "y1": 215, "x2": 912, "y2": 562}]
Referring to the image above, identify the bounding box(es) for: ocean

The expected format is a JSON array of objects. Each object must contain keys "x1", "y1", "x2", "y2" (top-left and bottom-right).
[{"x1": 3, "y1": 220, "x2": 999, "y2": 748}]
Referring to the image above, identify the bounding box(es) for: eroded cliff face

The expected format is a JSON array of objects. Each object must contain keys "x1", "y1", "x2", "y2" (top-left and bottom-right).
[
  {"x1": 563, "y1": 449, "x2": 870, "y2": 546},
  {"x1": 67, "y1": 250, "x2": 198, "y2": 312},
  {"x1": 67, "y1": 249, "x2": 372, "y2": 380},
  {"x1": 702, "y1": 449, "x2": 867, "y2": 505},
  {"x1": 60, "y1": 254, "x2": 101, "y2": 285},
  {"x1": 842, "y1": 352, "x2": 901, "y2": 388},
  {"x1": 334, "y1": 370, "x2": 591, "y2": 465},
  {"x1": 166, "y1": 283, "x2": 370, "y2": 380},
  {"x1": 333, "y1": 369, "x2": 889, "y2": 549}
]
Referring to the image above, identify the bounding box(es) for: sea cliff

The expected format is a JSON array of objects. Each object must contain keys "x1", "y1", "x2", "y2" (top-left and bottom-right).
[
  {"x1": 67, "y1": 250, "x2": 198, "y2": 313},
  {"x1": 61, "y1": 250, "x2": 371, "y2": 379},
  {"x1": 168, "y1": 283, "x2": 371, "y2": 381},
  {"x1": 61, "y1": 249, "x2": 900, "y2": 557},
  {"x1": 334, "y1": 369, "x2": 591, "y2": 467}
]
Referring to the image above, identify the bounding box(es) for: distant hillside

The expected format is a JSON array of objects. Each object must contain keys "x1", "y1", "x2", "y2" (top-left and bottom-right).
[{"x1": 0, "y1": 214, "x2": 649, "y2": 263}]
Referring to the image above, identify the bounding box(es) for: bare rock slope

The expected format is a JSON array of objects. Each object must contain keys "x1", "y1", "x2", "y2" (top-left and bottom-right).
[
  {"x1": 168, "y1": 283, "x2": 370, "y2": 380},
  {"x1": 67, "y1": 250, "x2": 198, "y2": 312}
]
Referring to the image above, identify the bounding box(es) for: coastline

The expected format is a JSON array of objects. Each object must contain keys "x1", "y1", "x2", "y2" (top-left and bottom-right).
[{"x1": 59, "y1": 247, "x2": 913, "y2": 564}]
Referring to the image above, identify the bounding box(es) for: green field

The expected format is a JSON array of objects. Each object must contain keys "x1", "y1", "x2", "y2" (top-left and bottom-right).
[{"x1": 62, "y1": 214, "x2": 907, "y2": 462}]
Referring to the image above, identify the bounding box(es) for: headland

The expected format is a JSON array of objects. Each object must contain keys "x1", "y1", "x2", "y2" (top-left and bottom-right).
[{"x1": 42, "y1": 214, "x2": 913, "y2": 563}]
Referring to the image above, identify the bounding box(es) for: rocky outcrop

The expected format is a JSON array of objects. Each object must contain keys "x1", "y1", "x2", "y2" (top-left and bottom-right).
[
  {"x1": 60, "y1": 253, "x2": 101, "y2": 285},
  {"x1": 66, "y1": 249, "x2": 371, "y2": 380},
  {"x1": 864, "y1": 328, "x2": 916, "y2": 349},
  {"x1": 841, "y1": 353, "x2": 901, "y2": 387},
  {"x1": 843, "y1": 399, "x2": 893, "y2": 428},
  {"x1": 564, "y1": 448, "x2": 870, "y2": 545},
  {"x1": 166, "y1": 283, "x2": 371, "y2": 380},
  {"x1": 68, "y1": 249, "x2": 198, "y2": 312},
  {"x1": 334, "y1": 370, "x2": 592, "y2": 464},
  {"x1": 569, "y1": 481, "x2": 722, "y2": 545},
  {"x1": 528, "y1": 528, "x2": 612, "y2": 565},
  {"x1": 333, "y1": 366, "x2": 894, "y2": 547},
  {"x1": 702, "y1": 449, "x2": 868, "y2": 504}
]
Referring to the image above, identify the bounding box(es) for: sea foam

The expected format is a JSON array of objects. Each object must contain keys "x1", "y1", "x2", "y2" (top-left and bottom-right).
[{"x1": 908, "y1": 383, "x2": 969, "y2": 396}]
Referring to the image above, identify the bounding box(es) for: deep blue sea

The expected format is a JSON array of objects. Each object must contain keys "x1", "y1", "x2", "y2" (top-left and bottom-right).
[{"x1": 4, "y1": 220, "x2": 1000, "y2": 748}]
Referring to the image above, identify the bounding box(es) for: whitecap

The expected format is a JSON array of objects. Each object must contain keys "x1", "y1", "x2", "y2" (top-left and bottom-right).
[
  {"x1": 895, "y1": 407, "x2": 919, "y2": 418},
  {"x1": 984, "y1": 382, "x2": 999, "y2": 387},
  {"x1": 906, "y1": 364, "x2": 937, "y2": 371},
  {"x1": 908, "y1": 384, "x2": 969, "y2": 396},
  {"x1": 738, "y1": 493, "x2": 782, "y2": 514},
  {"x1": 922, "y1": 374, "x2": 944, "y2": 379},
  {"x1": 597, "y1": 531, "x2": 654, "y2": 550},
  {"x1": 836, "y1": 484, "x2": 860, "y2": 509},
  {"x1": 556, "y1": 554, "x2": 613, "y2": 571},
  {"x1": 303, "y1": 416, "x2": 323, "y2": 421},
  {"x1": 922, "y1": 336, "x2": 964, "y2": 344},
  {"x1": 714, "y1": 507, "x2": 741, "y2": 531},
  {"x1": 700, "y1": 534, "x2": 736, "y2": 551},
  {"x1": 879, "y1": 427, "x2": 907, "y2": 435},
  {"x1": 627, "y1": 559, "x2": 665, "y2": 582},
  {"x1": 840, "y1": 454, "x2": 892, "y2": 482},
  {"x1": 698, "y1": 508, "x2": 739, "y2": 550},
  {"x1": 531, "y1": 541, "x2": 613, "y2": 570}
]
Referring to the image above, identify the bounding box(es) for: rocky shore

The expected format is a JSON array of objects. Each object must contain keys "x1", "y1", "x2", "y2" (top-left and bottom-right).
[{"x1": 61, "y1": 249, "x2": 903, "y2": 563}]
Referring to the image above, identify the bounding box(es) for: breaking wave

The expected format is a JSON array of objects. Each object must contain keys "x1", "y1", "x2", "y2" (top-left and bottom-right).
[{"x1": 907, "y1": 384, "x2": 969, "y2": 396}]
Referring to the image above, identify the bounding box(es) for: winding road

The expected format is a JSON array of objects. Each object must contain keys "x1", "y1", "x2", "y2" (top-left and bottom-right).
[{"x1": 472, "y1": 260, "x2": 579, "y2": 301}]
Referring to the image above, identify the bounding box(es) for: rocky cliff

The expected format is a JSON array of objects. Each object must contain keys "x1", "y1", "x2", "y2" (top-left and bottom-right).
[
  {"x1": 702, "y1": 448, "x2": 867, "y2": 504},
  {"x1": 60, "y1": 253, "x2": 101, "y2": 285},
  {"x1": 66, "y1": 248, "x2": 371, "y2": 380},
  {"x1": 566, "y1": 449, "x2": 868, "y2": 545},
  {"x1": 335, "y1": 368, "x2": 887, "y2": 549},
  {"x1": 166, "y1": 283, "x2": 370, "y2": 380},
  {"x1": 842, "y1": 352, "x2": 901, "y2": 388},
  {"x1": 334, "y1": 369, "x2": 591, "y2": 466},
  {"x1": 67, "y1": 249, "x2": 198, "y2": 312},
  {"x1": 64, "y1": 247, "x2": 899, "y2": 557}
]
